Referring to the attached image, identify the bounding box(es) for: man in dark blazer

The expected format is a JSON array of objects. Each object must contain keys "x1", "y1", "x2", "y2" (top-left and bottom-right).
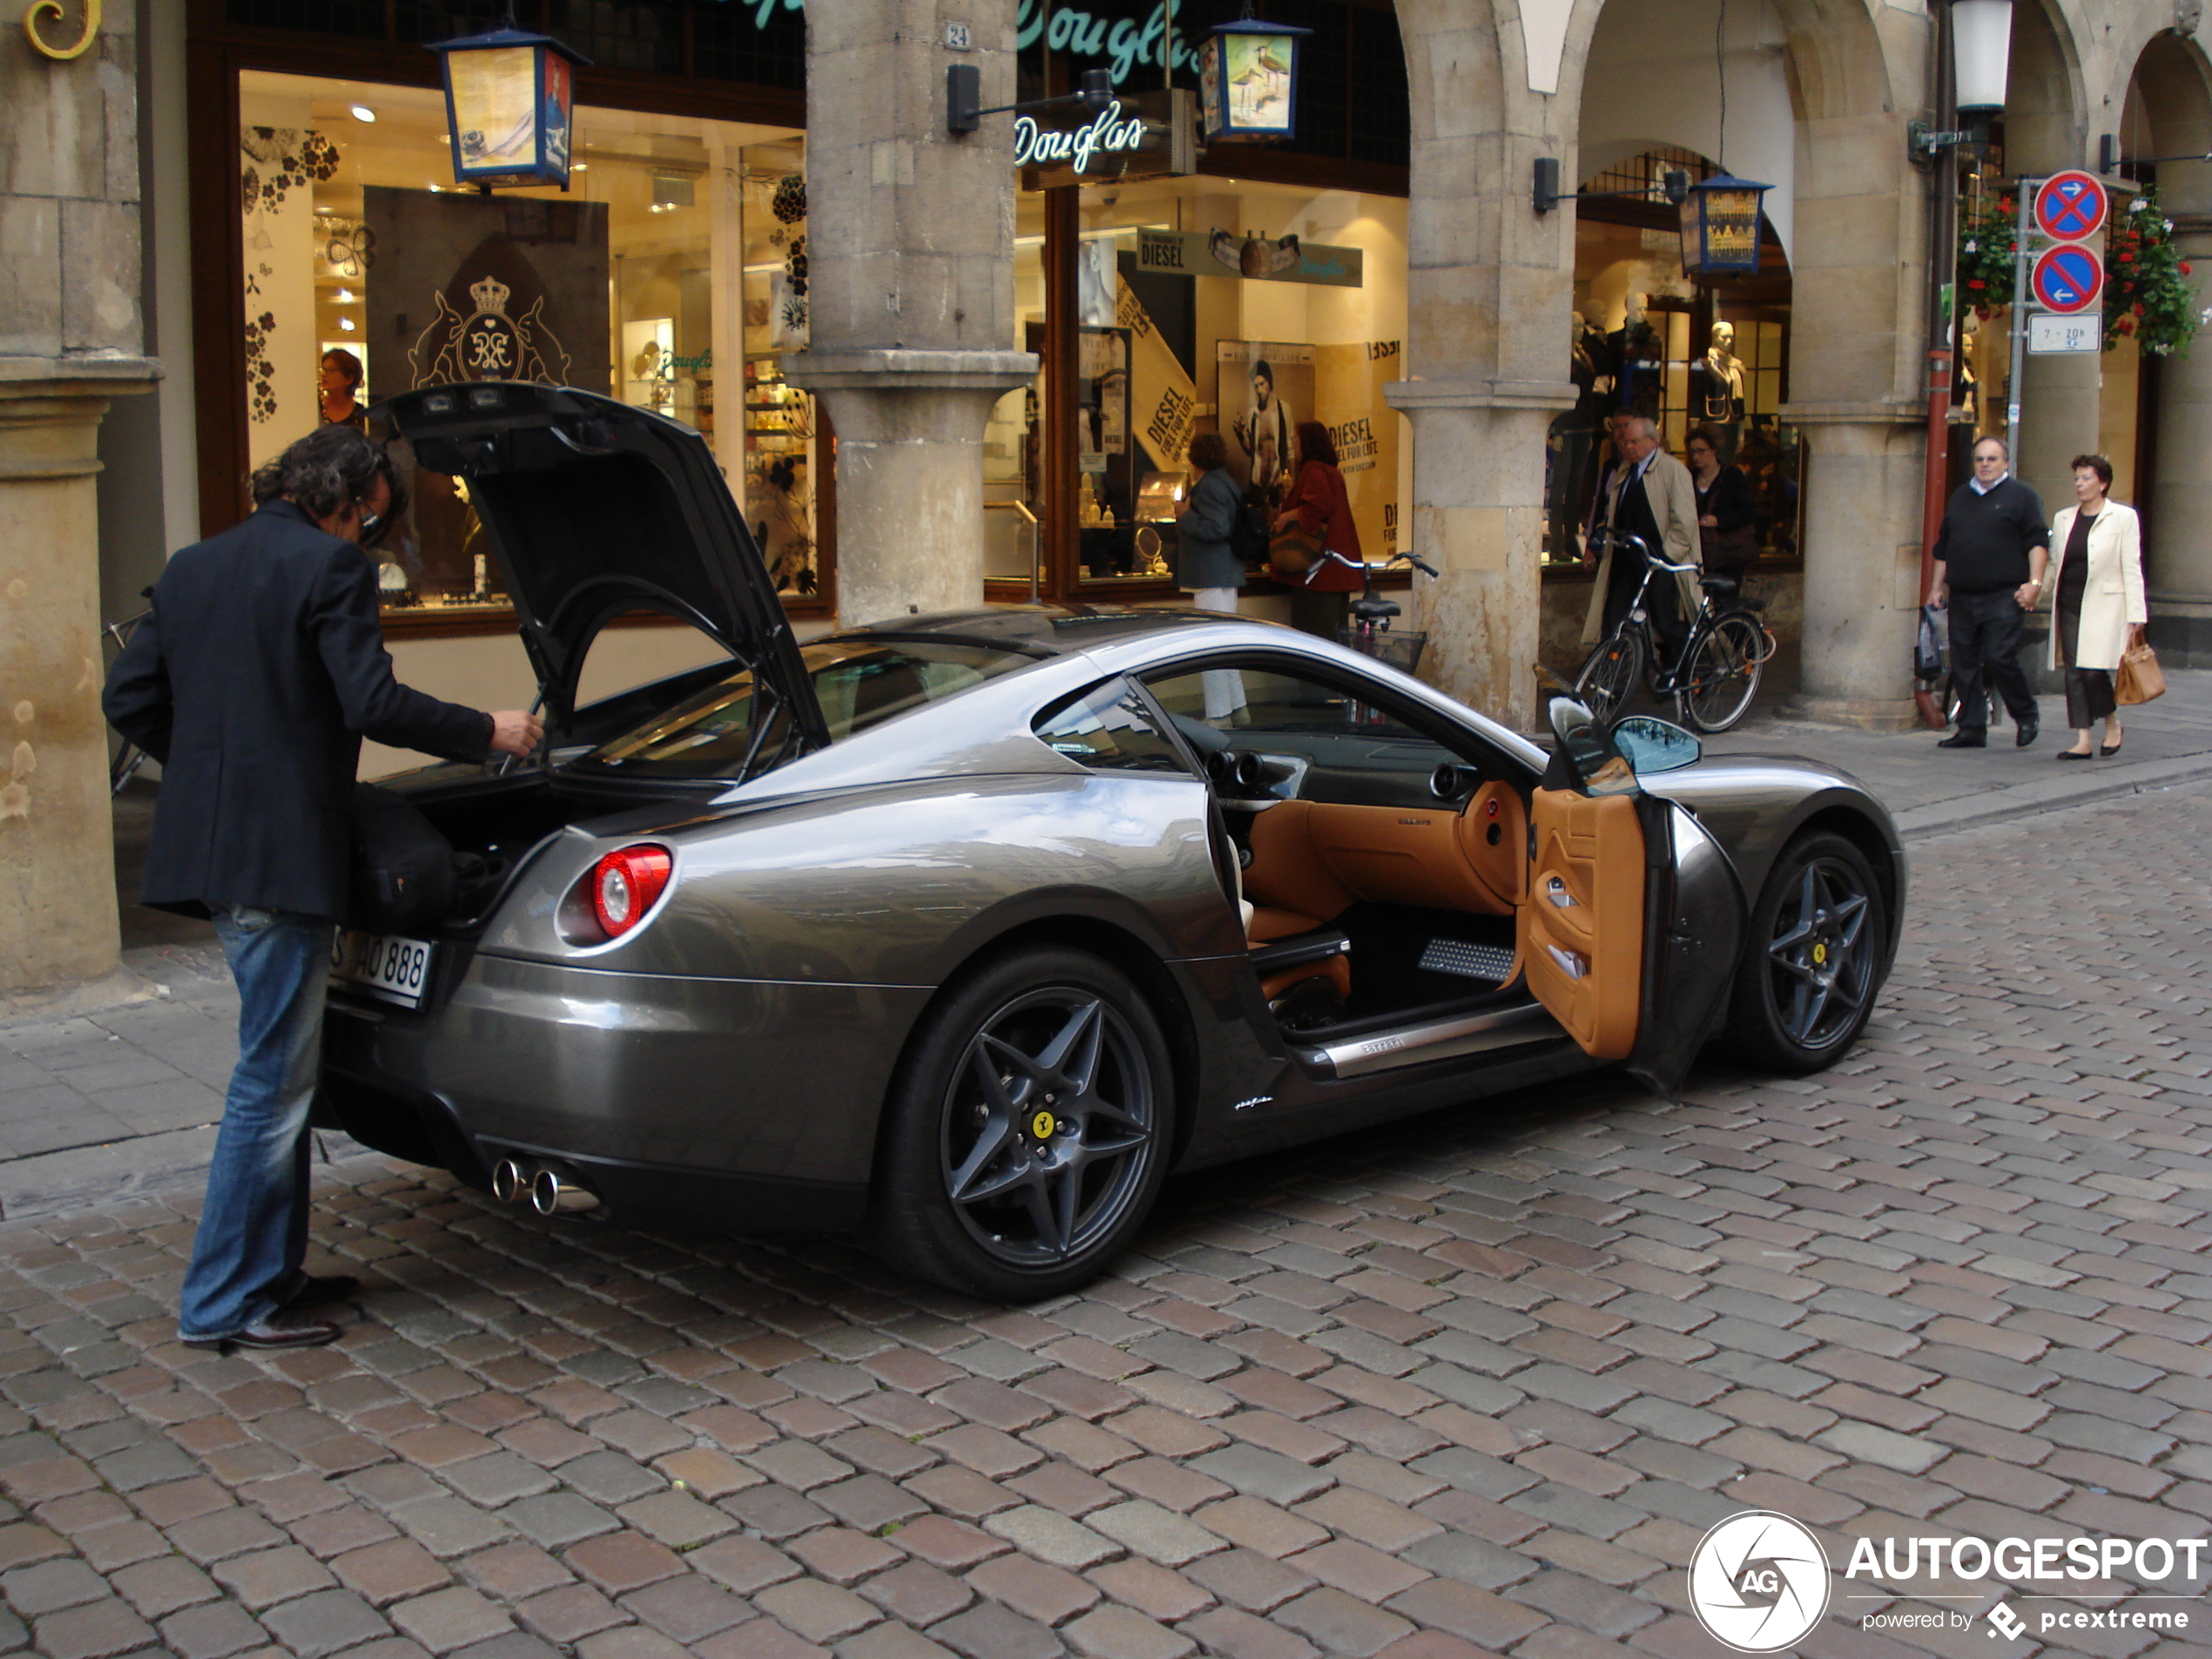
[{"x1": 105, "y1": 425, "x2": 541, "y2": 1351}]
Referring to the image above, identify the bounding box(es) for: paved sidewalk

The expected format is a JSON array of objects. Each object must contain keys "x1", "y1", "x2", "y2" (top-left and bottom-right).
[{"x1": 1, "y1": 671, "x2": 2207, "y2": 1224}]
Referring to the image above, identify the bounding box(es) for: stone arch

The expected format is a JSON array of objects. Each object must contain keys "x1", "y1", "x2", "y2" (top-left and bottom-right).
[{"x1": 1384, "y1": 0, "x2": 1935, "y2": 725}]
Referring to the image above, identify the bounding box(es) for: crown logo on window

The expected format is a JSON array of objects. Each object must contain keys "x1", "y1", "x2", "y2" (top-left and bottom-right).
[{"x1": 469, "y1": 275, "x2": 511, "y2": 316}]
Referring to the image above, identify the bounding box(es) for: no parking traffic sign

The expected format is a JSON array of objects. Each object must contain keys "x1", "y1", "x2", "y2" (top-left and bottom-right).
[
  {"x1": 2031, "y1": 242, "x2": 2104, "y2": 314},
  {"x1": 2033, "y1": 171, "x2": 2108, "y2": 244}
]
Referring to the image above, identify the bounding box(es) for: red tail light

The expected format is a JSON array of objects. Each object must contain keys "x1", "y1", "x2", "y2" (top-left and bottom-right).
[{"x1": 590, "y1": 845, "x2": 673, "y2": 937}]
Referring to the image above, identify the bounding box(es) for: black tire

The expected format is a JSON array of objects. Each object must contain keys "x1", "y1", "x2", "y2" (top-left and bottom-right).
[
  {"x1": 1574, "y1": 629, "x2": 1645, "y2": 725},
  {"x1": 1724, "y1": 831, "x2": 1887, "y2": 1074},
  {"x1": 869, "y1": 947, "x2": 1174, "y2": 1301},
  {"x1": 1676, "y1": 613, "x2": 1765, "y2": 733}
]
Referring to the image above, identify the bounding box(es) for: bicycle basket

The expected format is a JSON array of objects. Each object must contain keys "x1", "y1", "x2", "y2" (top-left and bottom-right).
[{"x1": 1339, "y1": 627, "x2": 1426, "y2": 674}]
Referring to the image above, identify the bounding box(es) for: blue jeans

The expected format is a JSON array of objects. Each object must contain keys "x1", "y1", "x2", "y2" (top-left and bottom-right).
[{"x1": 177, "y1": 906, "x2": 336, "y2": 1341}]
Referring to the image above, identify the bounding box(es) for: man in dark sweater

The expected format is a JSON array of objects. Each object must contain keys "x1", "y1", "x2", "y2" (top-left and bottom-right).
[{"x1": 1927, "y1": 435, "x2": 2048, "y2": 748}]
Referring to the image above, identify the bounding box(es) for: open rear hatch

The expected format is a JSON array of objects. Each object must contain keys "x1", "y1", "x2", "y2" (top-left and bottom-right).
[{"x1": 372, "y1": 382, "x2": 830, "y2": 770}]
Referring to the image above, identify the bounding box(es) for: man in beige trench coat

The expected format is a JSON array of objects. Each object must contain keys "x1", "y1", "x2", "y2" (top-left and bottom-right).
[{"x1": 1582, "y1": 416, "x2": 1703, "y2": 662}]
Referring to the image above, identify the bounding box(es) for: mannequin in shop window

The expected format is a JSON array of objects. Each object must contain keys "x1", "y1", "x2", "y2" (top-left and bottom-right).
[
  {"x1": 1232, "y1": 360, "x2": 1296, "y2": 511},
  {"x1": 1691, "y1": 320, "x2": 1746, "y2": 462},
  {"x1": 1608, "y1": 296, "x2": 1662, "y2": 420},
  {"x1": 320, "y1": 348, "x2": 367, "y2": 432},
  {"x1": 1548, "y1": 313, "x2": 1610, "y2": 562}
]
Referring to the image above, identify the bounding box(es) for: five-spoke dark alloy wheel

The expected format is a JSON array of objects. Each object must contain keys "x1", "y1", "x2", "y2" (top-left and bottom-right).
[
  {"x1": 1728, "y1": 831, "x2": 1887, "y2": 1073},
  {"x1": 872, "y1": 947, "x2": 1173, "y2": 1300},
  {"x1": 939, "y1": 987, "x2": 1159, "y2": 1270}
]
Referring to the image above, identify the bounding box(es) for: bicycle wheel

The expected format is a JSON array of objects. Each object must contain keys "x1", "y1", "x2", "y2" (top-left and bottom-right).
[
  {"x1": 1676, "y1": 613, "x2": 1765, "y2": 733},
  {"x1": 1573, "y1": 629, "x2": 1645, "y2": 725}
]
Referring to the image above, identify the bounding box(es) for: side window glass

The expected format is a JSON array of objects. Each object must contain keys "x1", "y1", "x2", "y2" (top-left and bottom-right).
[
  {"x1": 1034, "y1": 681, "x2": 1193, "y2": 775},
  {"x1": 1148, "y1": 662, "x2": 1467, "y2": 806}
]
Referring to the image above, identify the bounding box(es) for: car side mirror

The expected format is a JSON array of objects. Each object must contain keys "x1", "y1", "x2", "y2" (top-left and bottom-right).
[
  {"x1": 1611, "y1": 715, "x2": 1702, "y2": 774},
  {"x1": 1546, "y1": 697, "x2": 1641, "y2": 798}
]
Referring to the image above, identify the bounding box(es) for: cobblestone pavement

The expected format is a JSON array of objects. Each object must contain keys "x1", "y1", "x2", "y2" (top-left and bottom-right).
[{"x1": 0, "y1": 784, "x2": 2207, "y2": 1659}]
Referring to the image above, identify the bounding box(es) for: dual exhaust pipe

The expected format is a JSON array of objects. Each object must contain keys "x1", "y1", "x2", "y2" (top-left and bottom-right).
[{"x1": 491, "y1": 1157, "x2": 602, "y2": 1217}]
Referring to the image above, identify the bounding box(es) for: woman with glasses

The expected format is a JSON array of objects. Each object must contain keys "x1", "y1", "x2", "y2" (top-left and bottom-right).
[{"x1": 1685, "y1": 424, "x2": 1757, "y2": 582}]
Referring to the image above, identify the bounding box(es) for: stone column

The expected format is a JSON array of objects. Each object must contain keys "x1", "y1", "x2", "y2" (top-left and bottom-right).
[
  {"x1": 1384, "y1": 382, "x2": 1572, "y2": 733},
  {"x1": 2147, "y1": 214, "x2": 2212, "y2": 665},
  {"x1": 0, "y1": 366, "x2": 154, "y2": 995},
  {"x1": 1779, "y1": 402, "x2": 1925, "y2": 729},
  {"x1": 3, "y1": 2, "x2": 158, "y2": 995},
  {"x1": 2016, "y1": 347, "x2": 2101, "y2": 509},
  {"x1": 783, "y1": 0, "x2": 1034, "y2": 624}
]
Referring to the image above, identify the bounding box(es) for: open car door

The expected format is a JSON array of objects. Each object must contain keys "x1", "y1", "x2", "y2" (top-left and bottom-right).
[{"x1": 1520, "y1": 701, "x2": 1746, "y2": 1095}]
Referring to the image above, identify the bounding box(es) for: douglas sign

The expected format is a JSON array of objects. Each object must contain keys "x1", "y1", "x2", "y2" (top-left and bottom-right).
[{"x1": 1013, "y1": 101, "x2": 1148, "y2": 173}]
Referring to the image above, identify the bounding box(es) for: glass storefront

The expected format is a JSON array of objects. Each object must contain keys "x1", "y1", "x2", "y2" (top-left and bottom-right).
[
  {"x1": 988, "y1": 173, "x2": 1411, "y2": 600},
  {"x1": 237, "y1": 71, "x2": 820, "y2": 624}
]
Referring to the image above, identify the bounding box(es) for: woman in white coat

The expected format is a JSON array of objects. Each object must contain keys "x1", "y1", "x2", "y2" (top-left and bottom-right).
[{"x1": 2047, "y1": 453, "x2": 2148, "y2": 759}]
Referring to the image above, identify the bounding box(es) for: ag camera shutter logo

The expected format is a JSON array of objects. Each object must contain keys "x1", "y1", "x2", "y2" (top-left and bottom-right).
[{"x1": 1689, "y1": 1511, "x2": 1831, "y2": 1652}]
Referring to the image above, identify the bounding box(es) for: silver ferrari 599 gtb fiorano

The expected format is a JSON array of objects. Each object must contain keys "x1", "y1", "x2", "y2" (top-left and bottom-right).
[{"x1": 322, "y1": 385, "x2": 1905, "y2": 1300}]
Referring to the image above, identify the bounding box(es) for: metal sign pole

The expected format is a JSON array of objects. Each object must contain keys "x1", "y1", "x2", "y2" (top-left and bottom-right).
[{"x1": 2006, "y1": 179, "x2": 2033, "y2": 442}]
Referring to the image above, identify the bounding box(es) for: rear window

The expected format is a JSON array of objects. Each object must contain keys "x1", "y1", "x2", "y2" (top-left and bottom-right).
[{"x1": 582, "y1": 639, "x2": 1029, "y2": 778}]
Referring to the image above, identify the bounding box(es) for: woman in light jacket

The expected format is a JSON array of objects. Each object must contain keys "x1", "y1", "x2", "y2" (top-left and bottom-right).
[{"x1": 2047, "y1": 452, "x2": 2148, "y2": 759}]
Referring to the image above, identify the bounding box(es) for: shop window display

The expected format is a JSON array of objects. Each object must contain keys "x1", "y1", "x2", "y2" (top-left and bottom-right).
[
  {"x1": 236, "y1": 71, "x2": 821, "y2": 623},
  {"x1": 1551, "y1": 182, "x2": 1803, "y2": 568},
  {"x1": 991, "y1": 175, "x2": 1408, "y2": 598}
]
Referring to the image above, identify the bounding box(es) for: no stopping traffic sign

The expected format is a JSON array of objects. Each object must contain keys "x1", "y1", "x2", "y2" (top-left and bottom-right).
[
  {"x1": 2031, "y1": 242, "x2": 2104, "y2": 314},
  {"x1": 2033, "y1": 171, "x2": 2109, "y2": 243}
]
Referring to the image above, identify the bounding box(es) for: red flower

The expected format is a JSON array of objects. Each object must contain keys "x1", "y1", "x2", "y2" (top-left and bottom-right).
[
  {"x1": 2134, "y1": 303, "x2": 2146, "y2": 316},
  {"x1": 2184, "y1": 261, "x2": 2195, "y2": 275},
  {"x1": 2116, "y1": 318, "x2": 2136, "y2": 334}
]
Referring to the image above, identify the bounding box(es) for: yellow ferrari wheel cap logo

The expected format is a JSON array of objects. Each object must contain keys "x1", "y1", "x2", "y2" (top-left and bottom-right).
[
  {"x1": 1813, "y1": 944, "x2": 1827, "y2": 965},
  {"x1": 1031, "y1": 1111, "x2": 1056, "y2": 1140}
]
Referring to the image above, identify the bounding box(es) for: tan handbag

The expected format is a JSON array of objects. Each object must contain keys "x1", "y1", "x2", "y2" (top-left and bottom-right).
[
  {"x1": 2114, "y1": 637, "x2": 2166, "y2": 705},
  {"x1": 1268, "y1": 525, "x2": 1323, "y2": 580}
]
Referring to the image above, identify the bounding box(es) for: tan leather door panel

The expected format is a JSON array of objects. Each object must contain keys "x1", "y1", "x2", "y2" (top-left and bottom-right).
[{"x1": 1521, "y1": 788, "x2": 1644, "y2": 1058}]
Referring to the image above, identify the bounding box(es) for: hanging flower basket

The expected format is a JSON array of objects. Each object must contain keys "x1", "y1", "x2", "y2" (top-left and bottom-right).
[
  {"x1": 2104, "y1": 186, "x2": 2201, "y2": 357},
  {"x1": 1956, "y1": 182, "x2": 2202, "y2": 355}
]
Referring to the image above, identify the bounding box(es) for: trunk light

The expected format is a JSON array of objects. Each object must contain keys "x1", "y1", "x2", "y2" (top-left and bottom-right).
[{"x1": 590, "y1": 845, "x2": 672, "y2": 937}]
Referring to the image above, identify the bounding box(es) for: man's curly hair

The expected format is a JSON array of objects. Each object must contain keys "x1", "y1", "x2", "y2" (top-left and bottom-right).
[{"x1": 249, "y1": 424, "x2": 406, "y2": 531}]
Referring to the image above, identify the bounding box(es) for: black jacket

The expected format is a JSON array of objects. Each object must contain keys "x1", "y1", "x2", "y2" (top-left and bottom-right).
[
  {"x1": 1935, "y1": 475, "x2": 2047, "y2": 592},
  {"x1": 104, "y1": 501, "x2": 493, "y2": 921}
]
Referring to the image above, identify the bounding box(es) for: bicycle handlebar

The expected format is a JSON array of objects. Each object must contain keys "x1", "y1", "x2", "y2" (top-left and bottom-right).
[
  {"x1": 1587, "y1": 529, "x2": 1698, "y2": 577},
  {"x1": 1307, "y1": 550, "x2": 1441, "y2": 581}
]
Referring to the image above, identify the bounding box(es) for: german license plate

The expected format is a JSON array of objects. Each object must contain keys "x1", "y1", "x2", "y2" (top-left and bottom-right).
[{"x1": 330, "y1": 932, "x2": 435, "y2": 1009}]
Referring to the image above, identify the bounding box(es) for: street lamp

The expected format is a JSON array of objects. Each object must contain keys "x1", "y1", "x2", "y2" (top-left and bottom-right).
[
  {"x1": 1677, "y1": 173, "x2": 1773, "y2": 276},
  {"x1": 427, "y1": 10, "x2": 589, "y2": 192},
  {"x1": 1197, "y1": 15, "x2": 1313, "y2": 144}
]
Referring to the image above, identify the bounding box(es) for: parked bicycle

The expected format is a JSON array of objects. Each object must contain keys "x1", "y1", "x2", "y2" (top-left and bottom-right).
[
  {"x1": 1305, "y1": 550, "x2": 1441, "y2": 725},
  {"x1": 1572, "y1": 529, "x2": 1776, "y2": 732},
  {"x1": 102, "y1": 608, "x2": 152, "y2": 794}
]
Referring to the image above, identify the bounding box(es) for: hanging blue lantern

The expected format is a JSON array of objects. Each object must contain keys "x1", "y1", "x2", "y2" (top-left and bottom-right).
[
  {"x1": 1679, "y1": 172, "x2": 1773, "y2": 275},
  {"x1": 427, "y1": 20, "x2": 590, "y2": 190},
  {"x1": 1197, "y1": 16, "x2": 1313, "y2": 143}
]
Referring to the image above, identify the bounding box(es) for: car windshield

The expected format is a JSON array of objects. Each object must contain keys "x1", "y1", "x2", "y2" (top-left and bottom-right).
[{"x1": 581, "y1": 638, "x2": 1033, "y2": 779}]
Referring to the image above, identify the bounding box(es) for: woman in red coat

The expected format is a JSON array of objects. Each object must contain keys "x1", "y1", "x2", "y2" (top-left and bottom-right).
[{"x1": 1272, "y1": 420, "x2": 1364, "y2": 638}]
